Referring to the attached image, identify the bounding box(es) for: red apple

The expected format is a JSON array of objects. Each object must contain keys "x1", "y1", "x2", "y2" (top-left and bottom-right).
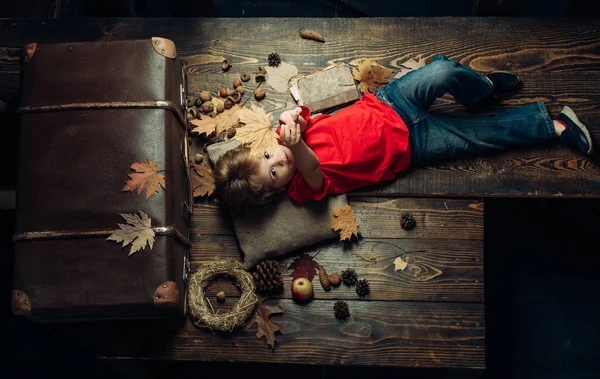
[{"x1": 291, "y1": 277, "x2": 313, "y2": 301}]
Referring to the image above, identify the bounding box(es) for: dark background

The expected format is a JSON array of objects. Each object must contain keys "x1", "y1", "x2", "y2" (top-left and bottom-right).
[{"x1": 2, "y1": 1, "x2": 600, "y2": 378}]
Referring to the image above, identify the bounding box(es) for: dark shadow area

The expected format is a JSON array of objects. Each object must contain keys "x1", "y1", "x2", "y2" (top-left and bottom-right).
[{"x1": 4, "y1": 0, "x2": 600, "y2": 18}]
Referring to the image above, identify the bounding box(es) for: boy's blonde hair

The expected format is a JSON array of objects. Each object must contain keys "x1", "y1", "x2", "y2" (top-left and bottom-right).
[{"x1": 214, "y1": 145, "x2": 283, "y2": 211}]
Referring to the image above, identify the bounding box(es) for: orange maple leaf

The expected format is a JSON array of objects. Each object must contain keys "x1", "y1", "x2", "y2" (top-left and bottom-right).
[
  {"x1": 190, "y1": 97, "x2": 242, "y2": 136},
  {"x1": 352, "y1": 59, "x2": 393, "y2": 94},
  {"x1": 234, "y1": 104, "x2": 279, "y2": 157},
  {"x1": 190, "y1": 162, "x2": 215, "y2": 197},
  {"x1": 330, "y1": 205, "x2": 359, "y2": 241},
  {"x1": 122, "y1": 158, "x2": 166, "y2": 200}
]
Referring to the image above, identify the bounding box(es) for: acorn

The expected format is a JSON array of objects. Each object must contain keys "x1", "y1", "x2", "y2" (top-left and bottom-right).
[
  {"x1": 194, "y1": 153, "x2": 203, "y2": 164},
  {"x1": 224, "y1": 98, "x2": 233, "y2": 109},
  {"x1": 254, "y1": 88, "x2": 266, "y2": 100},
  {"x1": 186, "y1": 97, "x2": 196, "y2": 108},
  {"x1": 186, "y1": 112, "x2": 195, "y2": 123},
  {"x1": 236, "y1": 86, "x2": 245, "y2": 95},
  {"x1": 216, "y1": 103, "x2": 224, "y2": 113},
  {"x1": 187, "y1": 107, "x2": 198, "y2": 119},
  {"x1": 233, "y1": 79, "x2": 243, "y2": 88},
  {"x1": 226, "y1": 127, "x2": 237, "y2": 139},
  {"x1": 195, "y1": 97, "x2": 203, "y2": 107},
  {"x1": 221, "y1": 59, "x2": 231, "y2": 71},
  {"x1": 199, "y1": 91, "x2": 212, "y2": 102},
  {"x1": 201, "y1": 101, "x2": 214, "y2": 113},
  {"x1": 255, "y1": 74, "x2": 266, "y2": 83},
  {"x1": 257, "y1": 66, "x2": 267, "y2": 75},
  {"x1": 328, "y1": 273, "x2": 341, "y2": 287},
  {"x1": 227, "y1": 88, "x2": 237, "y2": 97},
  {"x1": 219, "y1": 87, "x2": 229, "y2": 98},
  {"x1": 240, "y1": 73, "x2": 251, "y2": 82},
  {"x1": 230, "y1": 93, "x2": 242, "y2": 103},
  {"x1": 216, "y1": 291, "x2": 226, "y2": 303}
]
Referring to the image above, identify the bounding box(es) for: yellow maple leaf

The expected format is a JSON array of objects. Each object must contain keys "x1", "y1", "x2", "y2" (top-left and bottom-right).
[
  {"x1": 352, "y1": 59, "x2": 393, "y2": 94},
  {"x1": 330, "y1": 205, "x2": 359, "y2": 241},
  {"x1": 106, "y1": 211, "x2": 155, "y2": 256},
  {"x1": 190, "y1": 162, "x2": 215, "y2": 197},
  {"x1": 233, "y1": 104, "x2": 280, "y2": 157},
  {"x1": 190, "y1": 97, "x2": 242, "y2": 136},
  {"x1": 122, "y1": 158, "x2": 166, "y2": 200}
]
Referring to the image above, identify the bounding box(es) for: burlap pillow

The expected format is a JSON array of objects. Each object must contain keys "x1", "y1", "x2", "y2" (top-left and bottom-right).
[{"x1": 207, "y1": 141, "x2": 347, "y2": 269}]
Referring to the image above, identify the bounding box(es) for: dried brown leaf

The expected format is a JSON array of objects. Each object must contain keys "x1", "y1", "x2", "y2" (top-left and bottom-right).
[
  {"x1": 265, "y1": 62, "x2": 299, "y2": 92},
  {"x1": 393, "y1": 256, "x2": 408, "y2": 271},
  {"x1": 393, "y1": 57, "x2": 426, "y2": 79},
  {"x1": 234, "y1": 104, "x2": 279, "y2": 157},
  {"x1": 288, "y1": 253, "x2": 320, "y2": 281},
  {"x1": 331, "y1": 205, "x2": 359, "y2": 241},
  {"x1": 190, "y1": 97, "x2": 242, "y2": 136},
  {"x1": 352, "y1": 59, "x2": 393, "y2": 94},
  {"x1": 190, "y1": 162, "x2": 215, "y2": 197},
  {"x1": 106, "y1": 211, "x2": 155, "y2": 256},
  {"x1": 122, "y1": 158, "x2": 165, "y2": 200},
  {"x1": 244, "y1": 299, "x2": 284, "y2": 350}
]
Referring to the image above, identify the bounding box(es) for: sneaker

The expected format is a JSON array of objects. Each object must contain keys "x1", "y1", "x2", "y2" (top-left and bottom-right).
[
  {"x1": 485, "y1": 72, "x2": 522, "y2": 98},
  {"x1": 557, "y1": 106, "x2": 593, "y2": 156}
]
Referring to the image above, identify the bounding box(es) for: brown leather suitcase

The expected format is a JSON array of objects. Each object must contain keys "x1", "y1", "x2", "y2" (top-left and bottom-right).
[{"x1": 11, "y1": 38, "x2": 192, "y2": 322}]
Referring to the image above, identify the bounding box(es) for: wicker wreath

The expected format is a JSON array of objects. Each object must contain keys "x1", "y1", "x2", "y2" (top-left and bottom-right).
[{"x1": 188, "y1": 259, "x2": 258, "y2": 331}]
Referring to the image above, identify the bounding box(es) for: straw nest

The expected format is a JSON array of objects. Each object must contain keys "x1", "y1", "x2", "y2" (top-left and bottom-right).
[{"x1": 188, "y1": 259, "x2": 258, "y2": 331}]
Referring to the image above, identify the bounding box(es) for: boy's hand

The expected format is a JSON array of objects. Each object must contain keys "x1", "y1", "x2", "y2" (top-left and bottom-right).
[
  {"x1": 278, "y1": 107, "x2": 306, "y2": 133},
  {"x1": 278, "y1": 122, "x2": 302, "y2": 148}
]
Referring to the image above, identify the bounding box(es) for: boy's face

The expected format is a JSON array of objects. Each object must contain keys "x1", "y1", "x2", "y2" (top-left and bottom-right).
[{"x1": 256, "y1": 145, "x2": 297, "y2": 190}]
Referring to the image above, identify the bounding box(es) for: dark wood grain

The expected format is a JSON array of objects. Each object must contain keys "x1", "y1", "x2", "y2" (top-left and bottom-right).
[
  {"x1": 191, "y1": 197, "x2": 483, "y2": 302},
  {"x1": 1, "y1": 18, "x2": 599, "y2": 197},
  {"x1": 199, "y1": 236, "x2": 484, "y2": 302},
  {"x1": 191, "y1": 197, "x2": 484, "y2": 239},
  {"x1": 91, "y1": 299, "x2": 485, "y2": 369}
]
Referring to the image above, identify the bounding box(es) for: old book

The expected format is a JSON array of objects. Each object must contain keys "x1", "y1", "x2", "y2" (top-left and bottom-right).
[{"x1": 290, "y1": 63, "x2": 359, "y2": 113}]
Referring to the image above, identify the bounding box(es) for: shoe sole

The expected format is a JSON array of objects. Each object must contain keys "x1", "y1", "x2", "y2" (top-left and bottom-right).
[
  {"x1": 488, "y1": 71, "x2": 522, "y2": 98},
  {"x1": 561, "y1": 106, "x2": 594, "y2": 156}
]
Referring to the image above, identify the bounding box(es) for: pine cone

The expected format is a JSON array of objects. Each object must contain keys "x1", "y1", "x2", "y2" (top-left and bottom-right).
[
  {"x1": 341, "y1": 268, "x2": 358, "y2": 286},
  {"x1": 356, "y1": 279, "x2": 370, "y2": 297},
  {"x1": 268, "y1": 52, "x2": 281, "y2": 67},
  {"x1": 253, "y1": 260, "x2": 284, "y2": 293},
  {"x1": 333, "y1": 301, "x2": 350, "y2": 320},
  {"x1": 226, "y1": 126, "x2": 236, "y2": 139},
  {"x1": 401, "y1": 212, "x2": 416, "y2": 230},
  {"x1": 318, "y1": 266, "x2": 331, "y2": 292}
]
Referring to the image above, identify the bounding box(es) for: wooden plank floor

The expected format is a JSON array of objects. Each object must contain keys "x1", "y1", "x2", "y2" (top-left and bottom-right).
[
  {"x1": 2, "y1": 17, "x2": 600, "y2": 370},
  {"x1": 1, "y1": 18, "x2": 599, "y2": 197},
  {"x1": 89, "y1": 197, "x2": 485, "y2": 369}
]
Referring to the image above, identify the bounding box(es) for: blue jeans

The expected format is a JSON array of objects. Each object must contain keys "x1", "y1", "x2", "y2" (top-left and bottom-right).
[{"x1": 375, "y1": 55, "x2": 555, "y2": 166}]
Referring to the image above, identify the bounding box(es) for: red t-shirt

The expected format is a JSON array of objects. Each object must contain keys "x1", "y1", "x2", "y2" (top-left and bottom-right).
[{"x1": 288, "y1": 93, "x2": 411, "y2": 204}]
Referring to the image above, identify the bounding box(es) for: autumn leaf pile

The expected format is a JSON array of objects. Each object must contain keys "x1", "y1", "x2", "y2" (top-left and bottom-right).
[{"x1": 190, "y1": 97, "x2": 242, "y2": 137}]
